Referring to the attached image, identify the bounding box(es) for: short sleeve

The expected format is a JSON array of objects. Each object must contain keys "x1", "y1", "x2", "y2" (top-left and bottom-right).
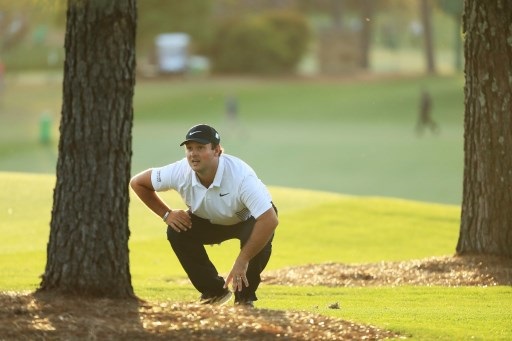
[
  {"x1": 239, "y1": 175, "x2": 272, "y2": 219},
  {"x1": 151, "y1": 159, "x2": 188, "y2": 192}
]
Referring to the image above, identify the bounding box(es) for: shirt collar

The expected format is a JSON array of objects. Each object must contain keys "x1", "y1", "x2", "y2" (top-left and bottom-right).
[
  {"x1": 212, "y1": 155, "x2": 225, "y2": 187},
  {"x1": 191, "y1": 156, "x2": 225, "y2": 188}
]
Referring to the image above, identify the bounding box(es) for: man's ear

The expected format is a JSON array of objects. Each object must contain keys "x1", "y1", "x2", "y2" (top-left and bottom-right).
[{"x1": 213, "y1": 144, "x2": 221, "y2": 156}]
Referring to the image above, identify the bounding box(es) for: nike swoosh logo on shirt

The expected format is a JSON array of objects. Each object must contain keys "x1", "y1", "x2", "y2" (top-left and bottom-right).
[{"x1": 219, "y1": 193, "x2": 230, "y2": 197}]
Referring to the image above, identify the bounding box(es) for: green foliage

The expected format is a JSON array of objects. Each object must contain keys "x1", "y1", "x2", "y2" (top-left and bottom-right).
[
  {"x1": 137, "y1": 0, "x2": 212, "y2": 55},
  {"x1": 2, "y1": 45, "x2": 64, "y2": 72},
  {"x1": 436, "y1": 0, "x2": 464, "y2": 19},
  {"x1": 263, "y1": 10, "x2": 311, "y2": 71},
  {"x1": 209, "y1": 16, "x2": 284, "y2": 74},
  {"x1": 209, "y1": 10, "x2": 311, "y2": 74}
]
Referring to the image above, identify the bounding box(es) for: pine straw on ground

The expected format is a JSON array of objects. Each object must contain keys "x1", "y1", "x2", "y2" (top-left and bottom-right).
[
  {"x1": 0, "y1": 292, "x2": 399, "y2": 340},
  {"x1": 1, "y1": 254, "x2": 510, "y2": 340},
  {"x1": 263, "y1": 254, "x2": 512, "y2": 287}
]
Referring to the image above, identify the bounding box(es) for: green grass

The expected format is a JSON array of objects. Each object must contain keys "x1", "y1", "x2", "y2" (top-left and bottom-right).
[
  {"x1": 1, "y1": 172, "x2": 511, "y2": 340},
  {"x1": 133, "y1": 74, "x2": 465, "y2": 204},
  {"x1": 0, "y1": 74, "x2": 464, "y2": 204},
  {"x1": 133, "y1": 284, "x2": 512, "y2": 341},
  {"x1": 263, "y1": 286, "x2": 512, "y2": 341}
]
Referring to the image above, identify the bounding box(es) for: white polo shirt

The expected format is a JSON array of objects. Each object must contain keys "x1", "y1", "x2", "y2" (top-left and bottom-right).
[{"x1": 151, "y1": 154, "x2": 272, "y2": 225}]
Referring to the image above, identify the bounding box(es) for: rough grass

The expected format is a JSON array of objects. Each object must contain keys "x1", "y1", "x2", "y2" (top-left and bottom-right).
[{"x1": 0, "y1": 172, "x2": 461, "y2": 290}]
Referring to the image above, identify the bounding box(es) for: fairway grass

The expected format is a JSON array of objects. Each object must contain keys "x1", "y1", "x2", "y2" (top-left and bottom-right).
[
  {"x1": 262, "y1": 285, "x2": 512, "y2": 341},
  {"x1": 1, "y1": 172, "x2": 511, "y2": 339},
  {"x1": 0, "y1": 74, "x2": 465, "y2": 204}
]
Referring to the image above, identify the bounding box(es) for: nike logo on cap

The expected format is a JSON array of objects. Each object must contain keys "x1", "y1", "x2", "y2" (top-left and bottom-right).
[{"x1": 189, "y1": 131, "x2": 202, "y2": 136}]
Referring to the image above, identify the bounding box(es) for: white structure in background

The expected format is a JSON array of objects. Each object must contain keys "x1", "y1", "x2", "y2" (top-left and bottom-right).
[{"x1": 155, "y1": 33, "x2": 190, "y2": 74}]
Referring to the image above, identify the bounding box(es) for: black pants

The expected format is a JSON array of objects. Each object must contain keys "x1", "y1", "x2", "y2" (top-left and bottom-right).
[{"x1": 167, "y1": 211, "x2": 275, "y2": 302}]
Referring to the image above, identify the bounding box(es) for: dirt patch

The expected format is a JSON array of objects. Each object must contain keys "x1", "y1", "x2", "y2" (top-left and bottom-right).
[
  {"x1": 0, "y1": 292, "x2": 400, "y2": 340},
  {"x1": 2, "y1": 255, "x2": 509, "y2": 340},
  {"x1": 263, "y1": 254, "x2": 512, "y2": 287}
]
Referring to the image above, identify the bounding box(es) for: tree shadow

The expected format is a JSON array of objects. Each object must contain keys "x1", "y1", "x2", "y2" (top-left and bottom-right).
[
  {"x1": 0, "y1": 291, "x2": 401, "y2": 340},
  {"x1": 0, "y1": 291, "x2": 147, "y2": 340}
]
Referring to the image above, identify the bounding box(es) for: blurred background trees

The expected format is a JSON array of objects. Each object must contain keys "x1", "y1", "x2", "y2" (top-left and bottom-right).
[
  {"x1": 436, "y1": 0, "x2": 464, "y2": 72},
  {"x1": 209, "y1": 10, "x2": 310, "y2": 74},
  {"x1": 0, "y1": 0, "x2": 464, "y2": 76},
  {"x1": 137, "y1": 0, "x2": 212, "y2": 60},
  {"x1": 0, "y1": 0, "x2": 65, "y2": 71}
]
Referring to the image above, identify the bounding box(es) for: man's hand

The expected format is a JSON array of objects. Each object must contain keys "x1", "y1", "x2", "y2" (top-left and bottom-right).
[
  {"x1": 165, "y1": 210, "x2": 192, "y2": 232},
  {"x1": 224, "y1": 257, "x2": 249, "y2": 292},
  {"x1": 223, "y1": 207, "x2": 278, "y2": 291}
]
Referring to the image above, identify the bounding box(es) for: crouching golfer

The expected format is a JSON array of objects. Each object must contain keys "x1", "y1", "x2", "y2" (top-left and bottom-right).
[{"x1": 130, "y1": 124, "x2": 278, "y2": 307}]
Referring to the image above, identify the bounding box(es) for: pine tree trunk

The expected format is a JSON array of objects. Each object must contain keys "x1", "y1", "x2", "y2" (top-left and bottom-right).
[
  {"x1": 457, "y1": 0, "x2": 512, "y2": 257},
  {"x1": 39, "y1": 0, "x2": 137, "y2": 298}
]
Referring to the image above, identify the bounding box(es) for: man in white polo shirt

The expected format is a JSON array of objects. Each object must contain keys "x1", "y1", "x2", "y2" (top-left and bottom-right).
[{"x1": 130, "y1": 124, "x2": 278, "y2": 307}]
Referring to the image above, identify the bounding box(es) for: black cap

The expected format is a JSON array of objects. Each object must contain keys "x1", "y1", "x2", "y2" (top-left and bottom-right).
[{"x1": 180, "y1": 124, "x2": 221, "y2": 146}]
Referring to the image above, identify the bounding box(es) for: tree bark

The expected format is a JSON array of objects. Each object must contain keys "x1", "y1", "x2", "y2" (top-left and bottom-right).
[
  {"x1": 457, "y1": 0, "x2": 512, "y2": 257},
  {"x1": 39, "y1": 0, "x2": 137, "y2": 298}
]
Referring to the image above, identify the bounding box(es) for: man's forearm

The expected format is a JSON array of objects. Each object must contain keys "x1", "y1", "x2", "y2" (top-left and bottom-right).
[
  {"x1": 141, "y1": 192, "x2": 169, "y2": 218},
  {"x1": 130, "y1": 181, "x2": 170, "y2": 219},
  {"x1": 238, "y1": 209, "x2": 278, "y2": 262}
]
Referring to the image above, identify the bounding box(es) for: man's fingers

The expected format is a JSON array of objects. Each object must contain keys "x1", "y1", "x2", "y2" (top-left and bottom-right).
[
  {"x1": 233, "y1": 278, "x2": 241, "y2": 291},
  {"x1": 170, "y1": 221, "x2": 187, "y2": 232},
  {"x1": 169, "y1": 218, "x2": 191, "y2": 232},
  {"x1": 224, "y1": 273, "x2": 233, "y2": 289},
  {"x1": 177, "y1": 219, "x2": 191, "y2": 230},
  {"x1": 232, "y1": 275, "x2": 249, "y2": 292},
  {"x1": 168, "y1": 211, "x2": 192, "y2": 231},
  {"x1": 175, "y1": 211, "x2": 192, "y2": 226}
]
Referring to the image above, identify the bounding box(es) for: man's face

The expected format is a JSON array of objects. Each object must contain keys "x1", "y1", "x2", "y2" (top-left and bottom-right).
[{"x1": 185, "y1": 141, "x2": 218, "y2": 173}]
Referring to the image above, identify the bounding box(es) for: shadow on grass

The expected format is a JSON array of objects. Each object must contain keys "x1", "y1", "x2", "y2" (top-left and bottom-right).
[{"x1": 0, "y1": 291, "x2": 401, "y2": 340}]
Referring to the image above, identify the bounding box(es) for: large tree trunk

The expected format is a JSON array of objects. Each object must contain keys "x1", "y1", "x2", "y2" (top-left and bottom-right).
[
  {"x1": 39, "y1": 0, "x2": 137, "y2": 298},
  {"x1": 457, "y1": 0, "x2": 512, "y2": 257}
]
